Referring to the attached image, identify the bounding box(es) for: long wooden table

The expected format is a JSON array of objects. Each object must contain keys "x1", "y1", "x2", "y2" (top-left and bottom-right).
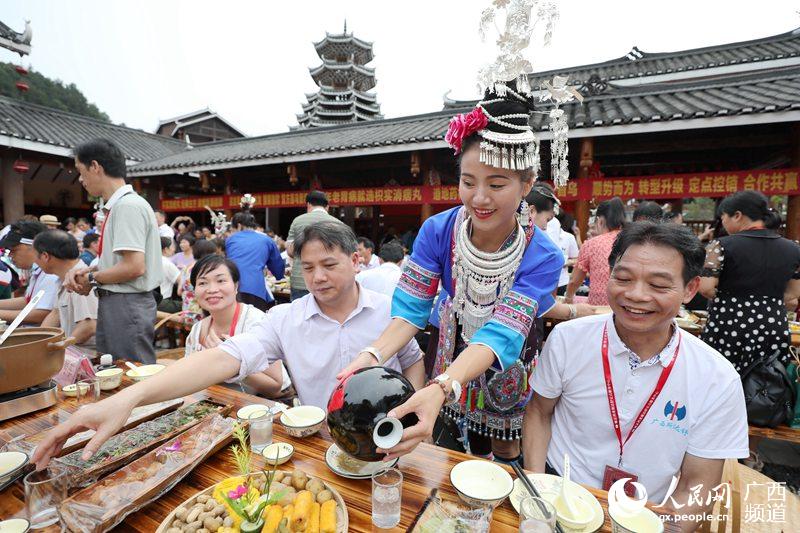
[{"x1": 0, "y1": 372, "x2": 679, "y2": 532}]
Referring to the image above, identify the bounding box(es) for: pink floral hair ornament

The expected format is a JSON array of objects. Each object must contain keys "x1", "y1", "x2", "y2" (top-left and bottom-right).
[{"x1": 445, "y1": 107, "x2": 488, "y2": 155}]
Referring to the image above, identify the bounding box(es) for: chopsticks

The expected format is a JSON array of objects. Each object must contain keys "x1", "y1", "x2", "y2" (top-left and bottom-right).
[
  {"x1": 511, "y1": 460, "x2": 565, "y2": 533},
  {"x1": 406, "y1": 487, "x2": 438, "y2": 532}
]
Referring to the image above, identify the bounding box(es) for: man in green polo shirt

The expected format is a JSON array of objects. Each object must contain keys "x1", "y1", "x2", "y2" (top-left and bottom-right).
[
  {"x1": 286, "y1": 191, "x2": 346, "y2": 301},
  {"x1": 65, "y1": 138, "x2": 161, "y2": 364}
]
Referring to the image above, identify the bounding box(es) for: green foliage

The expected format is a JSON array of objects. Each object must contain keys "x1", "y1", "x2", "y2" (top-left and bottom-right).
[
  {"x1": 0, "y1": 62, "x2": 109, "y2": 121},
  {"x1": 683, "y1": 197, "x2": 717, "y2": 221}
]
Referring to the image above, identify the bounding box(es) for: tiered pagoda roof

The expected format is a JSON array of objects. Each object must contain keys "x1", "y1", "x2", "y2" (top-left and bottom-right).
[{"x1": 295, "y1": 25, "x2": 383, "y2": 129}]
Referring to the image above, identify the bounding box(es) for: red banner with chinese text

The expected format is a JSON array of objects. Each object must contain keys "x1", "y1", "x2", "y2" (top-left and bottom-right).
[
  {"x1": 554, "y1": 168, "x2": 799, "y2": 202},
  {"x1": 160, "y1": 169, "x2": 799, "y2": 212}
]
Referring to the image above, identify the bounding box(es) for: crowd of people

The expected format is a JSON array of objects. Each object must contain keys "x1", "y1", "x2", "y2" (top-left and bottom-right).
[{"x1": 0, "y1": 125, "x2": 796, "y2": 526}]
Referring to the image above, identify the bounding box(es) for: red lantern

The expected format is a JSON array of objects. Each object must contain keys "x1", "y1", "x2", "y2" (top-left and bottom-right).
[
  {"x1": 13, "y1": 160, "x2": 29, "y2": 174},
  {"x1": 14, "y1": 65, "x2": 28, "y2": 75},
  {"x1": 15, "y1": 82, "x2": 29, "y2": 92}
]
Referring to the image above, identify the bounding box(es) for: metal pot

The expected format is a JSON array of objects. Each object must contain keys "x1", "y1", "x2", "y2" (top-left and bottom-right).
[{"x1": 0, "y1": 327, "x2": 75, "y2": 395}]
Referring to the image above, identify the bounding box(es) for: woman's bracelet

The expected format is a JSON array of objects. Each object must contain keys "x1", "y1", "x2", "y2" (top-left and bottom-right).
[{"x1": 567, "y1": 304, "x2": 577, "y2": 320}]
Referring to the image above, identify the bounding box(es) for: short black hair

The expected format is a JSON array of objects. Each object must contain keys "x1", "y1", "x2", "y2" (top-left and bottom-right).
[
  {"x1": 295, "y1": 221, "x2": 356, "y2": 258},
  {"x1": 231, "y1": 211, "x2": 257, "y2": 229},
  {"x1": 64, "y1": 217, "x2": 77, "y2": 225},
  {"x1": 357, "y1": 237, "x2": 375, "y2": 251},
  {"x1": 664, "y1": 211, "x2": 682, "y2": 222},
  {"x1": 33, "y1": 230, "x2": 80, "y2": 260},
  {"x1": 306, "y1": 190, "x2": 329, "y2": 207},
  {"x1": 596, "y1": 197, "x2": 626, "y2": 230},
  {"x1": 557, "y1": 211, "x2": 576, "y2": 234},
  {"x1": 608, "y1": 221, "x2": 705, "y2": 284},
  {"x1": 160, "y1": 236, "x2": 173, "y2": 250},
  {"x1": 74, "y1": 138, "x2": 127, "y2": 179},
  {"x1": 632, "y1": 201, "x2": 664, "y2": 222},
  {"x1": 379, "y1": 241, "x2": 404, "y2": 264},
  {"x1": 177, "y1": 234, "x2": 196, "y2": 246},
  {"x1": 191, "y1": 239, "x2": 217, "y2": 261},
  {"x1": 190, "y1": 254, "x2": 240, "y2": 287},
  {"x1": 718, "y1": 190, "x2": 780, "y2": 228},
  {"x1": 526, "y1": 183, "x2": 558, "y2": 213},
  {"x1": 77, "y1": 217, "x2": 90, "y2": 224},
  {"x1": 83, "y1": 232, "x2": 100, "y2": 249}
]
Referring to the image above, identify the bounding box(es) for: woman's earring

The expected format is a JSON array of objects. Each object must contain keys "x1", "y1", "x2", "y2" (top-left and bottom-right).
[{"x1": 517, "y1": 199, "x2": 530, "y2": 227}]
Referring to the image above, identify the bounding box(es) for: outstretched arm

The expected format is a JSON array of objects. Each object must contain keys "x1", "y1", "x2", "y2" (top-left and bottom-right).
[{"x1": 31, "y1": 347, "x2": 240, "y2": 469}]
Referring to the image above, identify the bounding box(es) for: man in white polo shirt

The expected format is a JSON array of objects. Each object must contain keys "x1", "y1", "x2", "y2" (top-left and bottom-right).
[{"x1": 524, "y1": 222, "x2": 747, "y2": 529}]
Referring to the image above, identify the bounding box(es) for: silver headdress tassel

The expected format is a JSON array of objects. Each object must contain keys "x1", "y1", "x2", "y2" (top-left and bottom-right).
[{"x1": 464, "y1": 0, "x2": 582, "y2": 183}]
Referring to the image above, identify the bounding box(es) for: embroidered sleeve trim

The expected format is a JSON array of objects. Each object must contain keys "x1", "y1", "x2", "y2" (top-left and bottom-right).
[
  {"x1": 396, "y1": 258, "x2": 440, "y2": 301},
  {"x1": 492, "y1": 290, "x2": 537, "y2": 337}
]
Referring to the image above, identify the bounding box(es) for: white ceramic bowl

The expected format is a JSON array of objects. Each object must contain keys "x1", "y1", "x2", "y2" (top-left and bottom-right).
[
  {"x1": 0, "y1": 518, "x2": 31, "y2": 533},
  {"x1": 279, "y1": 405, "x2": 326, "y2": 438},
  {"x1": 237, "y1": 404, "x2": 272, "y2": 421},
  {"x1": 261, "y1": 442, "x2": 295, "y2": 465},
  {"x1": 450, "y1": 459, "x2": 514, "y2": 507},
  {"x1": 538, "y1": 489, "x2": 594, "y2": 529},
  {"x1": 96, "y1": 368, "x2": 123, "y2": 390},
  {"x1": 0, "y1": 451, "x2": 28, "y2": 484},
  {"x1": 125, "y1": 364, "x2": 165, "y2": 382},
  {"x1": 609, "y1": 506, "x2": 664, "y2": 533}
]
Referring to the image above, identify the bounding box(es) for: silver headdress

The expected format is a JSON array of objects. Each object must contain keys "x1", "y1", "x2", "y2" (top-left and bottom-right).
[{"x1": 449, "y1": 0, "x2": 583, "y2": 187}]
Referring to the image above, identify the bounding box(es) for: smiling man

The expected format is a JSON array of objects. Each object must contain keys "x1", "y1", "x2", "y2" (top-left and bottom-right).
[{"x1": 523, "y1": 221, "x2": 748, "y2": 532}]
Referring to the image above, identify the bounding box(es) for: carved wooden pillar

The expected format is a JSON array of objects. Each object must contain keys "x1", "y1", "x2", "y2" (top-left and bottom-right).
[
  {"x1": 576, "y1": 138, "x2": 594, "y2": 240},
  {"x1": 1, "y1": 159, "x2": 24, "y2": 224},
  {"x1": 224, "y1": 171, "x2": 233, "y2": 219}
]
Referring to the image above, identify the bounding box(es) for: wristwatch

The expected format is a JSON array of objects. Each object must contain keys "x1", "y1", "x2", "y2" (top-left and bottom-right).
[
  {"x1": 432, "y1": 374, "x2": 462, "y2": 406},
  {"x1": 87, "y1": 272, "x2": 99, "y2": 288}
]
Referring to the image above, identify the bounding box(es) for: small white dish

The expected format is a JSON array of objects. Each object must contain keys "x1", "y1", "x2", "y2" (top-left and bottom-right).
[
  {"x1": 96, "y1": 368, "x2": 123, "y2": 390},
  {"x1": 61, "y1": 383, "x2": 88, "y2": 397},
  {"x1": 324, "y1": 443, "x2": 398, "y2": 479},
  {"x1": 261, "y1": 442, "x2": 294, "y2": 465},
  {"x1": 510, "y1": 473, "x2": 604, "y2": 533},
  {"x1": 0, "y1": 518, "x2": 31, "y2": 533},
  {"x1": 0, "y1": 451, "x2": 28, "y2": 483},
  {"x1": 125, "y1": 363, "x2": 165, "y2": 382},
  {"x1": 280, "y1": 405, "x2": 326, "y2": 438},
  {"x1": 450, "y1": 459, "x2": 513, "y2": 507}
]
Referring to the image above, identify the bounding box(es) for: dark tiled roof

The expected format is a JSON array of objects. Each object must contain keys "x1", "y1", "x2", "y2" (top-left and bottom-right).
[
  {"x1": 528, "y1": 66, "x2": 800, "y2": 130},
  {"x1": 129, "y1": 65, "x2": 800, "y2": 175},
  {"x1": 129, "y1": 110, "x2": 453, "y2": 174},
  {"x1": 0, "y1": 96, "x2": 186, "y2": 162},
  {"x1": 529, "y1": 27, "x2": 800, "y2": 87}
]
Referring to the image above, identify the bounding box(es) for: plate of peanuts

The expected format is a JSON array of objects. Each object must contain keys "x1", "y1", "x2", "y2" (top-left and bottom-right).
[{"x1": 156, "y1": 468, "x2": 347, "y2": 533}]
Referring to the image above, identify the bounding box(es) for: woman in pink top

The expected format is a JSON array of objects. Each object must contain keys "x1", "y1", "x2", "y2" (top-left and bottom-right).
[{"x1": 564, "y1": 197, "x2": 626, "y2": 306}]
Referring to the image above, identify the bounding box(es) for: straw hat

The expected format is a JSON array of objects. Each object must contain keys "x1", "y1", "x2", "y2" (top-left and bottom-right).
[{"x1": 39, "y1": 214, "x2": 60, "y2": 228}]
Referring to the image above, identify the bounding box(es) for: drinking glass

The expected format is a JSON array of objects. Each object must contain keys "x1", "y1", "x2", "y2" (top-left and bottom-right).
[
  {"x1": 25, "y1": 468, "x2": 66, "y2": 529},
  {"x1": 372, "y1": 467, "x2": 402, "y2": 529},
  {"x1": 76, "y1": 378, "x2": 100, "y2": 406},
  {"x1": 247, "y1": 409, "x2": 273, "y2": 454},
  {"x1": 519, "y1": 496, "x2": 557, "y2": 533}
]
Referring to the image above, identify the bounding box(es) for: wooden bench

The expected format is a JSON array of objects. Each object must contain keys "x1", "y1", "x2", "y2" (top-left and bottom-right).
[{"x1": 748, "y1": 424, "x2": 800, "y2": 445}]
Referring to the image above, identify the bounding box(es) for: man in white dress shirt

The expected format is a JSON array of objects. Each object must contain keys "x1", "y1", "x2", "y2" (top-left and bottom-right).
[
  {"x1": 356, "y1": 237, "x2": 380, "y2": 271},
  {"x1": 32, "y1": 222, "x2": 425, "y2": 467},
  {"x1": 524, "y1": 222, "x2": 747, "y2": 530},
  {"x1": 355, "y1": 241, "x2": 404, "y2": 298},
  {"x1": 155, "y1": 210, "x2": 174, "y2": 240}
]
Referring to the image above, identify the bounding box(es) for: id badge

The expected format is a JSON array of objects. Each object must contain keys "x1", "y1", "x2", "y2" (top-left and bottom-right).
[{"x1": 602, "y1": 464, "x2": 639, "y2": 497}]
